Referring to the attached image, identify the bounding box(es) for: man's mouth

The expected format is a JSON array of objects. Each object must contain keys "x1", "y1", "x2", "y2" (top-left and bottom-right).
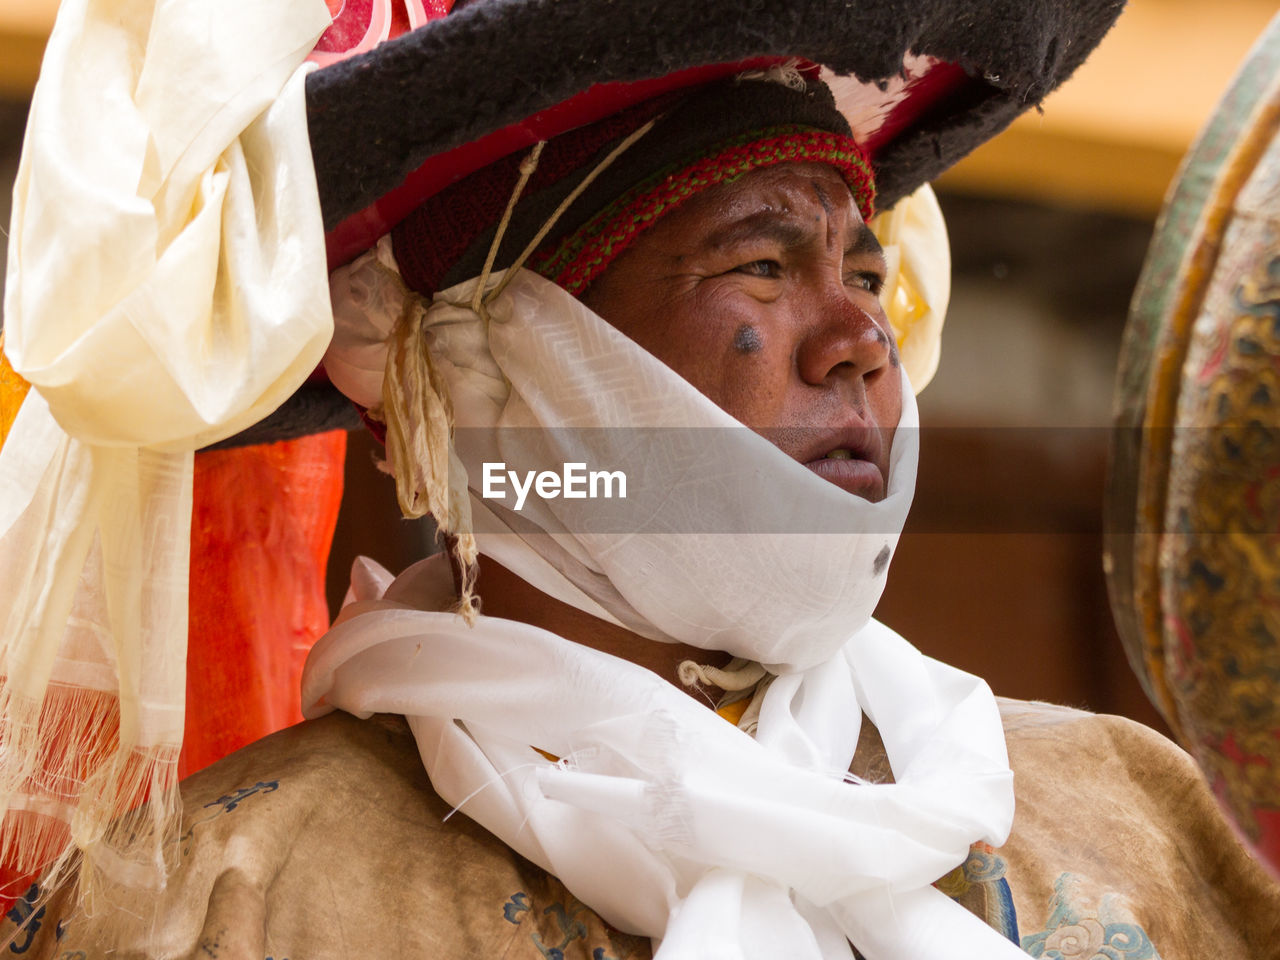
[
  {"x1": 803, "y1": 453, "x2": 885, "y2": 502},
  {"x1": 799, "y1": 431, "x2": 886, "y2": 502}
]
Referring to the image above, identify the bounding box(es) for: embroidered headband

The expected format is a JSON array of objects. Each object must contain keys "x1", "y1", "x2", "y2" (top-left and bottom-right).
[
  {"x1": 532, "y1": 124, "x2": 875, "y2": 297},
  {"x1": 392, "y1": 73, "x2": 872, "y2": 301}
]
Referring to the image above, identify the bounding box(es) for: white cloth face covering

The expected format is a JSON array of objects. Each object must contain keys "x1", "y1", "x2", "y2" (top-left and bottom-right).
[
  {"x1": 330, "y1": 263, "x2": 917, "y2": 671},
  {"x1": 311, "y1": 263, "x2": 1020, "y2": 960}
]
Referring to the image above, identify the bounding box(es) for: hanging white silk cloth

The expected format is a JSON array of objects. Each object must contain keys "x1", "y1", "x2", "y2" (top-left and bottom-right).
[
  {"x1": 310, "y1": 265, "x2": 1021, "y2": 959},
  {"x1": 0, "y1": 0, "x2": 332, "y2": 909}
]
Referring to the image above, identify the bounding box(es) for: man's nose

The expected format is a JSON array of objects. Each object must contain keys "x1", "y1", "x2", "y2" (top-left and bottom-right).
[{"x1": 795, "y1": 283, "x2": 893, "y2": 389}]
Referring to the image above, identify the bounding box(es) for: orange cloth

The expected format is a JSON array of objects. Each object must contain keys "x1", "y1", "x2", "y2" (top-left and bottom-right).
[
  {"x1": 182, "y1": 431, "x2": 347, "y2": 778},
  {"x1": 0, "y1": 336, "x2": 32, "y2": 449}
]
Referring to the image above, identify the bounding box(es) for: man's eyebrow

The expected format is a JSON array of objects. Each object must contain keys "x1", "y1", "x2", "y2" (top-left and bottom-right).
[
  {"x1": 701, "y1": 213, "x2": 814, "y2": 253},
  {"x1": 846, "y1": 223, "x2": 884, "y2": 259}
]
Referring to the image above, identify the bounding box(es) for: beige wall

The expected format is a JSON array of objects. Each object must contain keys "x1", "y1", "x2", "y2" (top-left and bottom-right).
[{"x1": 939, "y1": 0, "x2": 1278, "y2": 216}]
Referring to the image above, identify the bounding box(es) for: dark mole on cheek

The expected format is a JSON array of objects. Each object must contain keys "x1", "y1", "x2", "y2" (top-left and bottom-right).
[{"x1": 733, "y1": 324, "x2": 764, "y2": 354}]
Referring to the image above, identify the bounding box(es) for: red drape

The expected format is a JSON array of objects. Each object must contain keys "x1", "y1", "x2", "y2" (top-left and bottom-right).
[{"x1": 181, "y1": 431, "x2": 347, "y2": 778}]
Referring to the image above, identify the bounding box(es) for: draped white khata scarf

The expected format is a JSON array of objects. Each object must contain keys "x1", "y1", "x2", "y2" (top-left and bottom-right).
[
  {"x1": 308, "y1": 255, "x2": 1020, "y2": 959},
  {"x1": 0, "y1": 0, "x2": 332, "y2": 910}
]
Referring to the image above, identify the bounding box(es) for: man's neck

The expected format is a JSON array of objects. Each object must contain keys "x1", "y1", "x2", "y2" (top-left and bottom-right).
[{"x1": 471, "y1": 556, "x2": 732, "y2": 705}]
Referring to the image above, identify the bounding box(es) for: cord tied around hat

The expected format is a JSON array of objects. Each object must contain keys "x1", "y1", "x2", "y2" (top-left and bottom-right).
[{"x1": 455, "y1": 116, "x2": 661, "y2": 324}]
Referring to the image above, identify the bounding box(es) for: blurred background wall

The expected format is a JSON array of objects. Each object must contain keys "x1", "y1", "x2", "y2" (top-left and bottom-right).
[{"x1": 0, "y1": 0, "x2": 1275, "y2": 734}]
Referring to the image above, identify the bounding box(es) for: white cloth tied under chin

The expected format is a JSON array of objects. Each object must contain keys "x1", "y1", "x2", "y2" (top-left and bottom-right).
[{"x1": 314, "y1": 267, "x2": 1020, "y2": 959}]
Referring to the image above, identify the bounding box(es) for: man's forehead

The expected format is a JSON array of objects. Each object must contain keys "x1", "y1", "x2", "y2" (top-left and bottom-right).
[
  {"x1": 684, "y1": 164, "x2": 880, "y2": 253},
  {"x1": 704, "y1": 163, "x2": 859, "y2": 215}
]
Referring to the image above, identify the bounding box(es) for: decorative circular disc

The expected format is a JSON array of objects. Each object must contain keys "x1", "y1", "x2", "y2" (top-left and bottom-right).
[{"x1": 1106, "y1": 14, "x2": 1280, "y2": 876}]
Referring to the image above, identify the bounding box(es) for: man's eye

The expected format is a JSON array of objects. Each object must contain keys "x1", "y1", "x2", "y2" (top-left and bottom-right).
[
  {"x1": 734, "y1": 260, "x2": 781, "y2": 278},
  {"x1": 846, "y1": 271, "x2": 884, "y2": 296}
]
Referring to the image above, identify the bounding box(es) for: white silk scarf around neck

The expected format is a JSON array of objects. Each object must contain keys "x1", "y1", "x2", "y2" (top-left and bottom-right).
[{"x1": 312, "y1": 264, "x2": 1020, "y2": 959}]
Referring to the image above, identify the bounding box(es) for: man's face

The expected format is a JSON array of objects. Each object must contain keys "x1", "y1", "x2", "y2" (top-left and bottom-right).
[{"x1": 583, "y1": 163, "x2": 902, "y2": 503}]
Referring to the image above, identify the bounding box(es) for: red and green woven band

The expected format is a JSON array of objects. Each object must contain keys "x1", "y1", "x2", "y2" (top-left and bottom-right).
[{"x1": 532, "y1": 125, "x2": 875, "y2": 297}]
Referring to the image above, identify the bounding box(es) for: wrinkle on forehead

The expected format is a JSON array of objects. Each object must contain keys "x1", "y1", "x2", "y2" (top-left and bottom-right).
[
  {"x1": 811, "y1": 180, "x2": 836, "y2": 217},
  {"x1": 808, "y1": 179, "x2": 839, "y2": 248},
  {"x1": 693, "y1": 166, "x2": 878, "y2": 260},
  {"x1": 811, "y1": 179, "x2": 838, "y2": 251}
]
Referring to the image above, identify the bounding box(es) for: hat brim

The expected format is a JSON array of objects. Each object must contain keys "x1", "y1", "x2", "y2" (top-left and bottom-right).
[
  {"x1": 211, "y1": 0, "x2": 1125, "y2": 449},
  {"x1": 307, "y1": 0, "x2": 1126, "y2": 265}
]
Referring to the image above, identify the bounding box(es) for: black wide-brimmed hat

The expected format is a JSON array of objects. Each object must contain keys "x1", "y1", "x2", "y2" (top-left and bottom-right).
[{"x1": 223, "y1": 0, "x2": 1125, "y2": 447}]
